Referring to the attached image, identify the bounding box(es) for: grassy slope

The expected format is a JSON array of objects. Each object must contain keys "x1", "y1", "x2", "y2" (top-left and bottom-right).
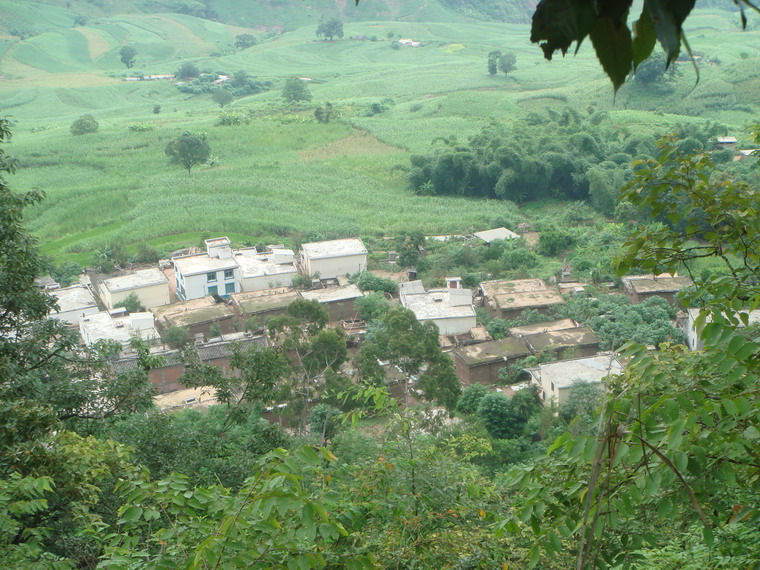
[{"x1": 0, "y1": 3, "x2": 758, "y2": 264}]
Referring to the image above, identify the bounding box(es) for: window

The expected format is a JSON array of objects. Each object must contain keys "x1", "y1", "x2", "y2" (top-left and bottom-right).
[
  {"x1": 225, "y1": 282, "x2": 235, "y2": 295},
  {"x1": 224, "y1": 268, "x2": 234, "y2": 280},
  {"x1": 207, "y1": 272, "x2": 217, "y2": 283},
  {"x1": 177, "y1": 282, "x2": 185, "y2": 301},
  {"x1": 551, "y1": 382, "x2": 555, "y2": 393},
  {"x1": 208, "y1": 285, "x2": 218, "y2": 297}
]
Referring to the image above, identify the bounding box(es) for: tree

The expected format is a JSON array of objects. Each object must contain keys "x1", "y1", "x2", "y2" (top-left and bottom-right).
[
  {"x1": 163, "y1": 326, "x2": 191, "y2": 348},
  {"x1": 476, "y1": 391, "x2": 522, "y2": 439},
  {"x1": 498, "y1": 52, "x2": 516, "y2": 75},
  {"x1": 357, "y1": 307, "x2": 460, "y2": 410},
  {"x1": 119, "y1": 45, "x2": 136, "y2": 68},
  {"x1": 281, "y1": 77, "x2": 312, "y2": 103},
  {"x1": 234, "y1": 33, "x2": 257, "y2": 50},
  {"x1": 316, "y1": 18, "x2": 344, "y2": 41},
  {"x1": 176, "y1": 62, "x2": 199, "y2": 80},
  {"x1": 165, "y1": 132, "x2": 211, "y2": 173},
  {"x1": 457, "y1": 383, "x2": 488, "y2": 415},
  {"x1": 70, "y1": 114, "x2": 98, "y2": 135},
  {"x1": 354, "y1": 292, "x2": 392, "y2": 322},
  {"x1": 488, "y1": 50, "x2": 501, "y2": 76},
  {"x1": 314, "y1": 101, "x2": 335, "y2": 123},
  {"x1": 211, "y1": 88, "x2": 233, "y2": 107},
  {"x1": 395, "y1": 230, "x2": 425, "y2": 268},
  {"x1": 558, "y1": 380, "x2": 602, "y2": 424}
]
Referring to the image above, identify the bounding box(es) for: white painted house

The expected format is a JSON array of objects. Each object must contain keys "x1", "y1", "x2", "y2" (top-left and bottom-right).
[
  {"x1": 400, "y1": 280, "x2": 476, "y2": 335},
  {"x1": 173, "y1": 237, "x2": 240, "y2": 301},
  {"x1": 235, "y1": 248, "x2": 298, "y2": 291},
  {"x1": 528, "y1": 354, "x2": 623, "y2": 406},
  {"x1": 300, "y1": 238, "x2": 367, "y2": 280},
  {"x1": 49, "y1": 285, "x2": 99, "y2": 325},
  {"x1": 100, "y1": 268, "x2": 170, "y2": 309}
]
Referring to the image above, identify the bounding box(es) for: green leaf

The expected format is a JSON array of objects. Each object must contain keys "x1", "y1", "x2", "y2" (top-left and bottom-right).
[
  {"x1": 589, "y1": 17, "x2": 633, "y2": 92},
  {"x1": 632, "y1": 8, "x2": 657, "y2": 70},
  {"x1": 120, "y1": 505, "x2": 142, "y2": 523},
  {"x1": 743, "y1": 425, "x2": 760, "y2": 440}
]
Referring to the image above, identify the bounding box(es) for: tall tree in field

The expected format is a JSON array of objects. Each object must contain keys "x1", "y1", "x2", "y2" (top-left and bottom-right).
[
  {"x1": 316, "y1": 18, "x2": 344, "y2": 40},
  {"x1": 498, "y1": 52, "x2": 516, "y2": 76},
  {"x1": 488, "y1": 50, "x2": 501, "y2": 76},
  {"x1": 119, "y1": 45, "x2": 136, "y2": 68},
  {"x1": 165, "y1": 132, "x2": 211, "y2": 173},
  {"x1": 281, "y1": 77, "x2": 312, "y2": 103}
]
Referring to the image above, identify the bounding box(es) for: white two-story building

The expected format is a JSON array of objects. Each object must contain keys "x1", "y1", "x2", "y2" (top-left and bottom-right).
[{"x1": 173, "y1": 238, "x2": 240, "y2": 301}]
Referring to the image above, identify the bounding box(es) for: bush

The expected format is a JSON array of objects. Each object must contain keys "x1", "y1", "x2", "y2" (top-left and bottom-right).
[
  {"x1": 350, "y1": 271, "x2": 398, "y2": 294},
  {"x1": 457, "y1": 383, "x2": 488, "y2": 415},
  {"x1": 215, "y1": 111, "x2": 250, "y2": 126},
  {"x1": 70, "y1": 114, "x2": 99, "y2": 135},
  {"x1": 164, "y1": 326, "x2": 191, "y2": 348},
  {"x1": 127, "y1": 123, "x2": 155, "y2": 132},
  {"x1": 114, "y1": 292, "x2": 142, "y2": 313},
  {"x1": 477, "y1": 391, "x2": 522, "y2": 439}
]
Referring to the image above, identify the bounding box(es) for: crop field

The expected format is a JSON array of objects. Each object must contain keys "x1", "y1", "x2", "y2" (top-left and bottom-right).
[{"x1": 0, "y1": 1, "x2": 758, "y2": 264}]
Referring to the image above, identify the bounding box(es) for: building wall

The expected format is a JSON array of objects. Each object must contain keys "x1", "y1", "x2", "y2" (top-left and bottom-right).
[
  {"x1": 455, "y1": 353, "x2": 527, "y2": 385},
  {"x1": 107, "y1": 282, "x2": 170, "y2": 310},
  {"x1": 177, "y1": 268, "x2": 239, "y2": 301},
  {"x1": 241, "y1": 272, "x2": 296, "y2": 293},
  {"x1": 423, "y1": 315, "x2": 476, "y2": 336},
  {"x1": 304, "y1": 254, "x2": 367, "y2": 280},
  {"x1": 148, "y1": 356, "x2": 234, "y2": 394},
  {"x1": 320, "y1": 299, "x2": 360, "y2": 322},
  {"x1": 500, "y1": 304, "x2": 557, "y2": 321}
]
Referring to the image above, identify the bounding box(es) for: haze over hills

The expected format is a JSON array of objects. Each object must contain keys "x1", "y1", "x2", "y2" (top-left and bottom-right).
[{"x1": 0, "y1": 0, "x2": 757, "y2": 266}]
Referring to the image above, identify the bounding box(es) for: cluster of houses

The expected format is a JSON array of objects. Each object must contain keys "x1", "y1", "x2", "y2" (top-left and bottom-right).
[{"x1": 41, "y1": 230, "x2": 756, "y2": 412}]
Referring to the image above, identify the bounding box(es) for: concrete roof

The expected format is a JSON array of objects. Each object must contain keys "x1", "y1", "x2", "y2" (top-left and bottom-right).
[
  {"x1": 473, "y1": 227, "x2": 519, "y2": 243},
  {"x1": 173, "y1": 253, "x2": 238, "y2": 276},
  {"x1": 494, "y1": 290, "x2": 565, "y2": 311},
  {"x1": 79, "y1": 311, "x2": 159, "y2": 345},
  {"x1": 481, "y1": 278, "x2": 548, "y2": 296},
  {"x1": 401, "y1": 289, "x2": 476, "y2": 321},
  {"x1": 50, "y1": 285, "x2": 98, "y2": 314},
  {"x1": 455, "y1": 337, "x2": 532, "y2": 366},
  {"x1": 686, "y1": 307, "x2": 760, "y2": 326},
  {"x1": 523, "y1": 326, "x2": 600, "y2": 353},
  {"x1": 400, "y1": 280, "x2": 426, "y2": 295},
  {"x1": 622, "y1": 275, "x2": 693, "y2": 294},
  {"x1": 301, "y1": 238, "x2": 367, "y2": 260},
  {"x1": 235, "y1": 252, "x2": 297, "y2": 279},
  {"x1": 301, "y1": 284, "x2": 364, "y2": 303},
  {"x1": 508, "y1": 319, "x2": 578, "y2": 336},
  {"x1": 152, "y1": 297, "x2": 234, "y2": 327},
  {"x1": 534, "y1": 354, "x2": 623, "y2": 390},
  {"x1": 104, "y1": 268, "x2": 168, "y2": 293}
]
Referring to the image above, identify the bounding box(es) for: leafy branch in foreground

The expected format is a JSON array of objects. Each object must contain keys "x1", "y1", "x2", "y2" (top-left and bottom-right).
[{"x1": 502, "y1": 138, "x2": 760, "y2": 568}]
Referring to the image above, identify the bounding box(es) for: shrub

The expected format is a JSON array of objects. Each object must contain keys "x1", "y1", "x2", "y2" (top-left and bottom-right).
[
  {"x1": 350, "y1": 271, "x2": 398, "y2": 294},
  {"x1": 457, "y1": 383, "x2": 488, "y2": 415},
  {"x1": 164, "y1": 326, "x2": 191, "y2": 348},
  {"x1": 114, "y1": 292, "x2": 142, "y2": 313},
  {"x1": 70, "y1": 114, "x2": 99, "y2": 135},
  {"x1": 308, "y1": 404, "x2": 342, "y2": 439},
  {"x1": 127, "y1": 123, "x2": 155, "y2": 132}
]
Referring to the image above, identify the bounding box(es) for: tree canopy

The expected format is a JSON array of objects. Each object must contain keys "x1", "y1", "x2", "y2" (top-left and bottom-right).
[
  {"x1": 316, "y1": 18, "x2": 344, "y2": 40},
  {"x1": 165, "y1": 132, "x2": 211, "y2": 173}
]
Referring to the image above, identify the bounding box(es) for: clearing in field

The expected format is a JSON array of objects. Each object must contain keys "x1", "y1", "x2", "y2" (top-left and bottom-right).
[{"x1": 299, "y1": 128, "x2": 403, "y2": 161}]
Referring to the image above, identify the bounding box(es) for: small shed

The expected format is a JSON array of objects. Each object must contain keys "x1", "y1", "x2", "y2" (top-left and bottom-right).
[
  {"x1": 621, "y1": 274, "x2": 693, "y2": 305},
  {"x1": 528, "y1": 354, "x2": 623, "y2": 405},
  {"x1": 300, "y1": 238, "x2": 368, "y2": 280},
  {"x1": 300, "y1": 284, "x2": 364, "y2": 321},
  {"x1": 49, "y1": 285, "x2": 99, "y2": 325},
  {"x1": 100, "y1": 268, "x2": 170, "y2": 310},
  {"x1": 522, "y1": 326, "x2": 601, "y2": 360}
]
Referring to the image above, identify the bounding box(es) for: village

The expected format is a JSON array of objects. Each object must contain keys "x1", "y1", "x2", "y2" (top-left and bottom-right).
[{"x1": 37, "y1": 224, "x2": 752, "y2": 424}]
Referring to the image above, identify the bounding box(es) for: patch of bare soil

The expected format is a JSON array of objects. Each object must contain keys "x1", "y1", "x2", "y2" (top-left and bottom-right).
[{"x1": 299, "y1": 128, "x2": 402, "y2": 161}]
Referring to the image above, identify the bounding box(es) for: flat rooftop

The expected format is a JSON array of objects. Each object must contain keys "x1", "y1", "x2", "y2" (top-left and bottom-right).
[
  {"x1": 105, "y1": 268, "x2": 168, "y2": 293},
  {"x1": 233, "y1": 289, "x2": 300, "y2": 314},
  {"x1": 173, "y1": 253, "x2": 238, "y2": 276},
  {"x1": 509, "y1": 319, "x2": 578, "y2": 336},
  {"x1": 51, "y1": 285, "x2": 98, "y2": 314},
  {"x1": 402, "y1": 290, "x2": 476, "y2": 321},
  {"x1": 301, "y1": 284, "x2": 364, "y2": 303},
  {"x1": 494, "y1": 290, "x2": 565, "y2": 311},
  {"x1": 473, "y1": 227, "x2": 519, "y2": 243},
  {"x1": 152, "y1": 297, "x2": 233, "y2": 327},
  {"x1": 301, "y1": 238, "x2": 367, "y2": 259},
  {"x1": 623, "y1": 275, "x2": 693, "y2": 293},
  {"x1": 80, "y1": 311, "x2": 159, "y2": 345},
  {"x1": 524, "y1": 326, "x2": 600, "y2": 353},
  {"x1": 235, "y1": 252, "x2": 297, "y2": 278},
  {"x1": 481, "y1": 278, "x2": 548, "y2": 296},
  {"x1": 536, "y1": 354, "x2": 623, "y2": 390},
  {"x1": 455, "y1": 337, "x2": 532, "y2": 366}
]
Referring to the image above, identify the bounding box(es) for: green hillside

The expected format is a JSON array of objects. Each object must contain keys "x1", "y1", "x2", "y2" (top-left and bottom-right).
[{"x1": 0, "y1": 0, "x2": 757, "y2": 265}]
